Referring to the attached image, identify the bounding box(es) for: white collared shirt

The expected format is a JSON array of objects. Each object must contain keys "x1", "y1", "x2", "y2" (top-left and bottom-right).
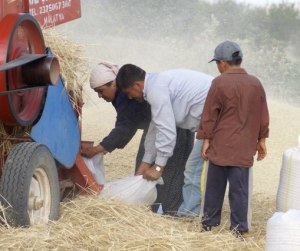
[{"x1": 142, "y1": 69, "x2": 213, "y2": 166}]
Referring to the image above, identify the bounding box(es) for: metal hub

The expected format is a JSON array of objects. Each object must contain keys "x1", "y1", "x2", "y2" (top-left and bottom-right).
[{"x1": 28, "y1": 167, "x2": 51, "y2": 224}]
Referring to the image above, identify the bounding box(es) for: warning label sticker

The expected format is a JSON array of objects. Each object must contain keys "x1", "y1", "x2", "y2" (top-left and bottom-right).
[{"x1": 29, "y1": 0, "x2": 81, "y2": 28}]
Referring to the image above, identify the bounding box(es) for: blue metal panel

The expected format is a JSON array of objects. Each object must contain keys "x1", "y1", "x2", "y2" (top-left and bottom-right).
[{"x1": 31, "y1": 76, "x2": 80, "y2": 168}]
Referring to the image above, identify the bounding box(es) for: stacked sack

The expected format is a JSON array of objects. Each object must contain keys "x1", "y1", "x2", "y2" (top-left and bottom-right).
[
  {"x1": 266, "y1": 135, "x2": 300, "y2": 250},
  {"x1": 266, "y1": 209, "x2": 300, "y2": 251},
  {"x1": 276, "y1": 135, "x2": 300, "y2": 211}
]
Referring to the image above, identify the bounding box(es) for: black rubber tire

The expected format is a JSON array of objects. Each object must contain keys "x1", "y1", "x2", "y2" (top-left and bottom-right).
[{"x1": 0, "y1": 142, "x2": 60, "y2": 227}]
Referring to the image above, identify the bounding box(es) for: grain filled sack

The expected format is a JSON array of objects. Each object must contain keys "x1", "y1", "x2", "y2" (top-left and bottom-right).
[
  {"x1": 100, "y1": 175, "x2": 163, "y2": 206},
  {"x1": 266, "y1": 209, "x2": 300, "y2": 251},
  {"x1": 276, "y1": 135, "x2": 300, "y2": 211}
]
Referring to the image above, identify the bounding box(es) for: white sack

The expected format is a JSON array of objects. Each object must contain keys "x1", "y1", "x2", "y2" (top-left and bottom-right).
[
  {"x1": 82, "y1": 153, "x2": 105, "y2": 185},
  {"x1": 266, "y1": 209, "x2": 300, "y2": 251},
  {"x1": 100, "y1": 175, "x2": 163, "y2": 206},
  {"x1": 276, "y1": 135, "x2": 300, "y2": 211}
]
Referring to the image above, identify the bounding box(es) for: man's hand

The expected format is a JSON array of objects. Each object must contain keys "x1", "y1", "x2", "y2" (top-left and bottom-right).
[
  {"x1": 81, "y1": 145, "x2": 106, "y2": 158},
  {"x1": 257, "y1": 138, "x2": 267, "y2": 161},
  {"x1": 143, "y1": 165, "x2": 164, "y2": 181},
  {"x1": 135, "y1": 162, "x2": 152, "y2": 176},
  {"x1": 201, "y1": 139, "x2": 210, "y2": 161}
]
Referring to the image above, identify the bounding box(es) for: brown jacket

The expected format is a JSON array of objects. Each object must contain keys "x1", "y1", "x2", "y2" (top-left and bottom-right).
[{"x1": 197, "y1": 68, "x2": 269, "y2": 167}]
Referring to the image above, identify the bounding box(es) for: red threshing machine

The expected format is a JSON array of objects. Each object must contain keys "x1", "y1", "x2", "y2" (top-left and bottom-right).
[{"x1": 0, "y1": 0, "x2": 102, "y2": 227}]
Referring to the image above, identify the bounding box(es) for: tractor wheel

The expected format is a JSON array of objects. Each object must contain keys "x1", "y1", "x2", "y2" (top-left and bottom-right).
[{"x1": 0, "y1": 142, "x2": 60, "y2": 227}]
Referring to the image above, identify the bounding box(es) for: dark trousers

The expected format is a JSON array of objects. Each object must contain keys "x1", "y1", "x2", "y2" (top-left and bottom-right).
[
  {"x1": 202, "y1": 162, "x2": 250, "y2": 232},
  {"x1": 136, "y1": 128, "x2": 194, "y2": 215}
]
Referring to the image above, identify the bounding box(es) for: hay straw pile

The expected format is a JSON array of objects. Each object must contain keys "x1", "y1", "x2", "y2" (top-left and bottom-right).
[
  {"x1": 0, "y1": 194, "x2": 274, "y2": 250},
  {"x1": 43, "y1": 29, "x2": 90, "y2": 110},
  {"x1": 0, "y1": 125, "x2": 30, "y2": 166}
]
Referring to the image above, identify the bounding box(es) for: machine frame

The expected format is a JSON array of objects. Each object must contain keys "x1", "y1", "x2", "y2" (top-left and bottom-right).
[{"x1": 0, "y1": 0, "x2": 102, "y2": 227}]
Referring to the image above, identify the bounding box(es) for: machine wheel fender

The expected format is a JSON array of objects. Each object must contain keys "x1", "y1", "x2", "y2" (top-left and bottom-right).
[{"x1": 0, "y1": 142, "x2": 60, "y2": 227}]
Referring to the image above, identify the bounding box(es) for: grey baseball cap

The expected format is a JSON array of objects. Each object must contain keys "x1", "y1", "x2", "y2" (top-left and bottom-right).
[{"x1": 209, "y1": 41, "x2": 243, "y2": 63}]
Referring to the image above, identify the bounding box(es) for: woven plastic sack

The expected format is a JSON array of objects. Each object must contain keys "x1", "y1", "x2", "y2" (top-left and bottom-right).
[
  {"x1": 276, "y1": 135, "x2": 300, "y2": 211},
  {"x1": 100, "y1": 175, "x2": 163, "y2": 206},
  {"x1": 266, "y1": 209, "x2": 300, "y2": 251},
  {"x1": 82, "y1": 153, "x2": 105, "y2": 185}
]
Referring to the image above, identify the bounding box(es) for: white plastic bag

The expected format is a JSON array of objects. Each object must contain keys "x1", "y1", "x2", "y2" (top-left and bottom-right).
[
  {"x1": 82, "y1": 153, "x2": 105, "y2": 185},
  {"x1": 100, "y1": 175, "x2": 163, "y2": 206}
]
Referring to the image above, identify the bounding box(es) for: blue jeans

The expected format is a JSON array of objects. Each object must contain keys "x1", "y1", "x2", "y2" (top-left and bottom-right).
[{"x1": 177, "y1": 139, "x2": 204, "y2": 216}]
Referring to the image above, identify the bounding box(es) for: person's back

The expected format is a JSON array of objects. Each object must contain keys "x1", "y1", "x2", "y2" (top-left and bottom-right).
[
  {"x1": 144, "y1": 69, "x2": 213, "y2": 132},
  {"x1": 205, "y1": 69, "x2": 268, "y2": 167}
]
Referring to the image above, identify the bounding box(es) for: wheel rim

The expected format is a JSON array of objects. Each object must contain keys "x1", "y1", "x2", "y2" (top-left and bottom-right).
[
  {"x1": 0, "y1": 14, "x2": 46, "y2": 126},
  {"x1": 28, "y1": 166, "x2": 51, "y2": 225}
]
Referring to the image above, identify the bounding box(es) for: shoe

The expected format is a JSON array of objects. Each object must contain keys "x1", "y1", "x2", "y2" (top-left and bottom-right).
[
  {"x1": 201, "y1": 225, "x2": 212, "y2": 232},
  {"x1": 231, "y1": 229, "x2": 248, "y2": 240}
]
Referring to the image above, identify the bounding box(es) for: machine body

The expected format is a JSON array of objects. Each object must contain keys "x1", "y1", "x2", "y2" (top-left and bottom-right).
[{"x1": 0, "y1": 0, "x2": 102, "y2": 227}]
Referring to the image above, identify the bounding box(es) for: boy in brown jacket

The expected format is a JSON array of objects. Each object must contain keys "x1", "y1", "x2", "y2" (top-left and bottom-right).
[{"x1": 197, "y1": 41, "x2": 269, "y2": 236}]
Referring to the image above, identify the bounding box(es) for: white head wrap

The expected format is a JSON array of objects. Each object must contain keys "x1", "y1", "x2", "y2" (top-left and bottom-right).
[{"x1": 89, "y1": 62, "x2": 119, "y2": 89}]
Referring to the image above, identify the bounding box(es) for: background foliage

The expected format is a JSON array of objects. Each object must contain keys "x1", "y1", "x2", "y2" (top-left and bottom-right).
[{"x1": 74, "y1": 0, "x2": 300, "y2": 103}]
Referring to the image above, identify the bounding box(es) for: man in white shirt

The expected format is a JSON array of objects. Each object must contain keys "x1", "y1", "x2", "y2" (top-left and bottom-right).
[{"x1": 116, "y1": 64, "x2": 213, "y2": 216}]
